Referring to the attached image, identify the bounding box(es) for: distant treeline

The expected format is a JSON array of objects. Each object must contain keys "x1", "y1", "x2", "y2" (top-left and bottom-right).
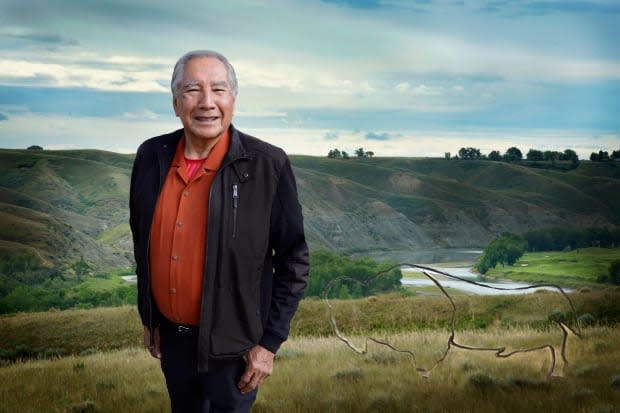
[
  {"x1": 476, "y1": 226, "x2": 620, "y2": 284},
  {"x1": 451, "y1": 147, "x2": 579, "y2": 163},
  {"x1": 327, "y1": 147, "x2": 374, "y2": 159},
  {"x1": 590, "y1": 149, "x2": 620, "y2": 162},
  {"x1": 524, "y1": 227, "x2": 620, "y2": 252},
  {"x1": 450, "y1": 147, "x2": 620, "y2": 164}
]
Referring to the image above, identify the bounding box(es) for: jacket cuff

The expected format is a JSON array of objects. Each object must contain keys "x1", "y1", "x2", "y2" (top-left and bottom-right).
[{"x1": 259, "y1": 330, "x2": 285, "y2": 354}]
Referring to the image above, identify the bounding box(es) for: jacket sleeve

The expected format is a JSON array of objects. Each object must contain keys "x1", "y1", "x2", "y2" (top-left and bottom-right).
[
  {"x1": 129, "y1": 142, "x2": 162, "y2": 329},
  {"x1": 259, "y1": 156, "x2": 309, "y2": 353}
]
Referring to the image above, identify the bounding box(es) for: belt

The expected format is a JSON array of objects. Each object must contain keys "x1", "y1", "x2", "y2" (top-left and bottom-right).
[{"x1": 160, "y1": 318, "x2": 199, "y2": 334}]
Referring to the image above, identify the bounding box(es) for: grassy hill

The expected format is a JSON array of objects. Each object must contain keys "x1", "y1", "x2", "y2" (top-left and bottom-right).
[
  {"x1": 0, "y1": 149, "x2": 134, "y2": 271},
  {"x1": 1, "y1": 148, "x2": 619, "y2": 272},
  {"x1": 292, "y1": 156, "x2": 620, "y2": 257}
]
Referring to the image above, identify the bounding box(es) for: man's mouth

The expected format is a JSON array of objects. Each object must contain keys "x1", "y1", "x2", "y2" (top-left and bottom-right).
[{"x1": 195, "y1": 115, "x2": 219, "y2": 123}]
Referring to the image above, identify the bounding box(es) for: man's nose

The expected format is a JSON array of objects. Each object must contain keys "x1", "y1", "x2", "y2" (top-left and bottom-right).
[{"x1": 199, "y1": 91, "x2": 215, "y2": 107}]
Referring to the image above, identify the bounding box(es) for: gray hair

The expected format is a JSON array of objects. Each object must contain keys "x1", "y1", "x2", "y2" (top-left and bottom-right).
[{"x1": 170, "y1": 50, "x2": 238, "y2": 97}]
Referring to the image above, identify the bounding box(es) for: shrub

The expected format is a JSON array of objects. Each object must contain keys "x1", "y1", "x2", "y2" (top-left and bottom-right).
[
  {"x1": 578, "y1": 313, "x2": 596, "y2": 326},
  {"x1": 548, "y1": 309, "x2": 566, "y2": 323},
  {"x1": 467, "y1": 373, "x2": 498, "y2": 390},
  {"x1": 305, "y1": 250, "x2": 402, "y2": 299}
]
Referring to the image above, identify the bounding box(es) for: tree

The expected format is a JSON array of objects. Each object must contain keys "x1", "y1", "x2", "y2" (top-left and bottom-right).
[
  {"x1": 365, "y1": 151, "x2": 374, "y2": 158},
  {"x1": 327, "y1": 149, "x2": 342, "y2": 159},
  {"x1": 562, "y1": 149, "x2": 578, "y2": 162},
  {"x1": 488, "y1": 150, "x2": 502, "y2": 161},
  {"x1": 526, "y1": 149, "x2": 544, "y2": 161},
  {"x1": 543, "y1": 151, "x2": 559, "y2": 161},
  {"x1": 355, "y1": 148, "x2": 366, "y2": 157},
  {"x1": 612, "y1": 149, "x2": 620, "y2": 160},
  {"x1": 475, "y1": 233, "x2": 527, "y2": 274},
  {"x1": 27, "y1": 145, "x2": 43, "y2": 151},
  {"x1": 458, "y1": 147, "x2": 482, "y2": 160},
  {"x1": 342, "y1": 151, "x2": 350, "y2": 159},
  {"x1": 72, "y1": 256, "x2": 92, "y2": 281},
  {"x1": 591, "y1": 150, "x2": 609, "y2": 161},
  {"x1": 504, "y1": 147, "x2": 522, "y2": 162}
]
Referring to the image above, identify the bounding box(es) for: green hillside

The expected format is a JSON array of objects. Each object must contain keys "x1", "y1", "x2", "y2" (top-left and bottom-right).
[
  {"x1": 0, "y1": 149, "x2": 134, "y2": 270},
  {"x1": 0, "y1": 148, "x2": 619, "y2": 272}
]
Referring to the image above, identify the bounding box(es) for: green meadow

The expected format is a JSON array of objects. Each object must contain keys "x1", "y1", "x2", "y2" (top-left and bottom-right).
[{"x1": 487, "y1": 247, "x2": 620, "y2": 287}]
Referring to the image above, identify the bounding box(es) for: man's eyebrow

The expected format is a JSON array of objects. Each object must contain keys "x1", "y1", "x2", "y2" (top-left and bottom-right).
[
  {"x1": 211, "y1": 80, "x2": 229, "y2": 88},
  {"x1": 181, "y1": 80, "x2": 200, "y2": 89}
]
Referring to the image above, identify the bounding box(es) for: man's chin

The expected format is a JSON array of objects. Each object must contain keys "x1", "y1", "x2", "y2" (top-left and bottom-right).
[{"x1": 186, "y1": 126, "x2": 224, "y2": 141}]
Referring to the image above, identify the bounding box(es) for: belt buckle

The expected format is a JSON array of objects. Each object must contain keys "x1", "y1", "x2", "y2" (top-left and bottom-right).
[{"x1": 177, "y1": 325, "x2": 191, "y2": 333}]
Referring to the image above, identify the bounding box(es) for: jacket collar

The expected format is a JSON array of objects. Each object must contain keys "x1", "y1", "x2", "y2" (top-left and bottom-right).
[
  {"x1": 225, "y1": 125, "x2": 251, "y2": 162},
  {"x1": 158, "y1": 126, "x2": 251, "y2": 182}
]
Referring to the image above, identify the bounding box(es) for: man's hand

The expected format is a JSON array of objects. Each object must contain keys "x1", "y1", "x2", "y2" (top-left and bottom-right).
[
  {"x1": 238, "y1": 345, "x2": 275, "y2": 394},
  {"x1": 143, "y1": 325, "x2": 161, "y2": 359}
]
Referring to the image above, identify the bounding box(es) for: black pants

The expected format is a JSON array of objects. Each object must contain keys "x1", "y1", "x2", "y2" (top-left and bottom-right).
[{"x1": 159, "y1": 321, "x2": 258, "y2": 413}]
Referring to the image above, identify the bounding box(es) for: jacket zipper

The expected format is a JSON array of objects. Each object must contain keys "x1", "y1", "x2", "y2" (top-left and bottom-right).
[{"x1": 232, "y1": 183, "x2": 239, "y2": 238}]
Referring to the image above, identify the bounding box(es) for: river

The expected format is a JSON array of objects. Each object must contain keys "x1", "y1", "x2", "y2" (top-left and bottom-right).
[{"x1": 401, "y1": 265, "x2": 567, "y2": 296}]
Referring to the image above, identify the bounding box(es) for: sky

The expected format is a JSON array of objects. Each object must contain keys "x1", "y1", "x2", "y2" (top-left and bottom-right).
[{"x1": 0, "y1": 0, "x2": 619, "y2": 158}]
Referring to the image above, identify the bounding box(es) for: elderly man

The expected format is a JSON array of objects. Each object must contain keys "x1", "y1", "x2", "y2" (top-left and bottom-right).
[{"x1": 129, "y1": 50, "x2": 309, "y2": 413}]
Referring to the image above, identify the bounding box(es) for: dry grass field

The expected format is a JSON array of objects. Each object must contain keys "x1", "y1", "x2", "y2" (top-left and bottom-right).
[
  {"x1": 2, "y1": 290, "x2": 620, "y2": 412},
  {"x1": 1, "y1": 326, "x2": 619, "y2": 413}
]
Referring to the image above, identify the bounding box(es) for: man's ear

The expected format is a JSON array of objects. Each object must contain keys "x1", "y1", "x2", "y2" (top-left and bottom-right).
[{"x1": 172, "y1": 96, "x2": 179, "y2": 117}]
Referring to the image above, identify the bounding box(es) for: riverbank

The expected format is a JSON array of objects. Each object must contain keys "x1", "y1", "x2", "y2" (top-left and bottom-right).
[
  {"x1": 487, "y1": 247, "x2": 620, "y2": 288},
  {"x1": 400, "y1": 247, "x2": 620, "y2": 295}
]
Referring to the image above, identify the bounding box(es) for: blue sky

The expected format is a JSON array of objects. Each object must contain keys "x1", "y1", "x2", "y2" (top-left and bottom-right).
[{"x1": 0, "y1": 0, "x2": 618, "y2": 158}]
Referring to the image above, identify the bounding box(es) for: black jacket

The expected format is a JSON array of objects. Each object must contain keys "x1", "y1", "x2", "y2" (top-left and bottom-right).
[{"x1": 129, "y1": 126, "x2": 309, "y2": 371}]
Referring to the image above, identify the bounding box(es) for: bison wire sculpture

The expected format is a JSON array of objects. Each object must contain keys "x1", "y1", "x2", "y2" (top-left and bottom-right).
[{"x1": 323, "y1": 263, "x2": 582, "y2": 378}]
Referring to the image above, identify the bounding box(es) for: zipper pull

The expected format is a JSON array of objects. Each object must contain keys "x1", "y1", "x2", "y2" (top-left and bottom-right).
[{"x1": 232, "y1": 183, "x2": 238, "y2": 208}]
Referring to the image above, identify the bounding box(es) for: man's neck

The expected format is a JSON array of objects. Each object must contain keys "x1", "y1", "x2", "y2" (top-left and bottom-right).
[{"x1": 184, "y1": 130, "x2": 228, "y2": 159}]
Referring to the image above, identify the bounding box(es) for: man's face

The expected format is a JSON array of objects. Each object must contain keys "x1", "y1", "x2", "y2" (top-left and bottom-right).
[{"x1": 173, "y1": 57, "x2": 236, "y2": 143}]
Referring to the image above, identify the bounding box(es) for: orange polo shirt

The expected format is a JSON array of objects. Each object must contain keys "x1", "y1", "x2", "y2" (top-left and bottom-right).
[{"x1": 149, "y1": 132, "x2": 230, "y2": 326}]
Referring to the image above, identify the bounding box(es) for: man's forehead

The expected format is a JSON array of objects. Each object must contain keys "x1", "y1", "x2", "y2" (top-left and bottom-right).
[{"x1": 183, "y1": 59, "x2": 229, "y2": 82}]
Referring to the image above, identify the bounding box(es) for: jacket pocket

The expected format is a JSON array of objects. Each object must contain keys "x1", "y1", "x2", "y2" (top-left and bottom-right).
[{"x1": 210, "y1": 278, "x2": 263, "y2": 358}]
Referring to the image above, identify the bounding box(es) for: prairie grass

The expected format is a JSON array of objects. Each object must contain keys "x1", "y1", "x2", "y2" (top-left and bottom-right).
[
  {"x1": 2, "y1": 290, "x2": 620, "y2": 412},
  {"x1": 1, "y1": 327, "x2": 619, "y2": 413},
  {"x1": 3, "y1": 290, "x2": 620, "y2": 359}
]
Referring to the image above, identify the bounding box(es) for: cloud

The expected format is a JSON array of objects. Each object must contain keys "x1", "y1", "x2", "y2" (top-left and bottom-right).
[
  {"x1": 395, "y1": 82, "x2": 411, "y2": 93},
  {"x1": 0, "y1": 57, "x2": 169, "y2": 92},
  {"x1": 481, "y1": 0, "x2": 620, "y2": 16},
  {"x1": 0, "y1": 112, "x2": 8, "y2": 121},
  {"x1": 1, "y1": 28, "x2": 78, "y2": 47},
  {"x1": 122, "y1": 109, "x2": 159, "y2": 120},
  {"x1": 365, "y1": 132, "x2": 393, "y2": 141},
  {"x1": 324, "y1": 131, "x2": 340, "y2": 141},
  {"x1": 320, "y1": 0, "x2": 383, "y2": 9}
]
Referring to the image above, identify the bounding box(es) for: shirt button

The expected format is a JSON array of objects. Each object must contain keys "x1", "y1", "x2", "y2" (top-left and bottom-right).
[
  {"x1": 172, "y1": 255, "x2": 179, "y2": 261},
  {"x1": 183, "y1": 191, "x2": 190, "y2": 197},
  {"x1": 177, "y1": 221, "x2": 184, "y2": 227},
  {"x1": 170, "y1": 288, "x2": 176, "y2": 294}
]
